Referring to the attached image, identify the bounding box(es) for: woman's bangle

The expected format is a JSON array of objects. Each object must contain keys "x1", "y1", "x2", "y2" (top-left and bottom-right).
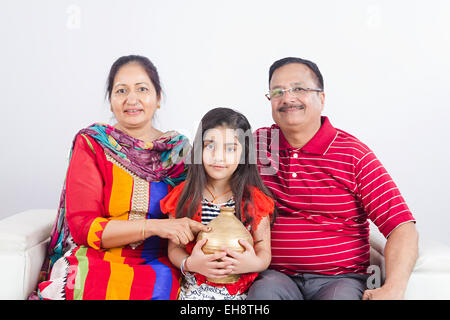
[
  {"x1": 142, "y1": 219, "x2": 147, "y2": 241},
  {"x1": 180, "y1": 256, "x2": 190, "y2": 276}
]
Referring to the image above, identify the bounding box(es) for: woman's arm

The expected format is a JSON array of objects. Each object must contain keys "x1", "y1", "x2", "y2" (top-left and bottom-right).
[
  {"x1": 65, "y1": 135, "x2": 108, "y2": 249},
  {"x1": 66, "y1": 135, "x2": 209, "y2": 249},
  {"x1": 101, "y1": 217, "x2": 210, "y2": 249}
]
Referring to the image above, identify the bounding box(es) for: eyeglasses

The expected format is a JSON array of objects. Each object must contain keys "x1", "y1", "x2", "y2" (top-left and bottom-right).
[{"x1": 265, "y1": 86, "x2": 323, "y2": 101}]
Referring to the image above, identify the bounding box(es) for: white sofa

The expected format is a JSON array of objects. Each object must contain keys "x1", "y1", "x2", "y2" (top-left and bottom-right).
[{"x1": 1, "y1": 209, "x2": 450, "y2": 300}]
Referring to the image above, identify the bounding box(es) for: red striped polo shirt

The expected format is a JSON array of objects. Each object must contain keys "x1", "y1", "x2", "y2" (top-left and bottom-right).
[{"x1": 254, "y1": 116, "x2": 415, "y2": 275}]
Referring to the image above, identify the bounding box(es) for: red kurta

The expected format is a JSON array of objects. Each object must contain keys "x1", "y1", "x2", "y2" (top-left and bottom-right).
[{"x1": 38, "y1": 134, "x2": 180, "y2": 300}]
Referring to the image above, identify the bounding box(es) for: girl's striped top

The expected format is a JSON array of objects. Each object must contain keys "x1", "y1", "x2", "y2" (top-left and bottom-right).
[{"x1": 200, "y1": 198, "x2": 235, "y2": 225}]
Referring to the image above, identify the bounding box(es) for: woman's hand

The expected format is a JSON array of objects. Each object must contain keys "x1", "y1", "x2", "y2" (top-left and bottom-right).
[
  {"x1": 222, "y1": 239, "x2": 266, "y2": 274},
  {"x1": 148, "y1": 218, "x2": 210, "y2": 246},
  {"x1": 185, "y1": 239, "x2": 233, "y2": 279}
]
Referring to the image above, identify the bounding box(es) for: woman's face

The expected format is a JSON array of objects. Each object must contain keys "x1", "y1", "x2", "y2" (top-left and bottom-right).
[{"x1": 110, "y1": 63, "x2": 160, "y2": 131}]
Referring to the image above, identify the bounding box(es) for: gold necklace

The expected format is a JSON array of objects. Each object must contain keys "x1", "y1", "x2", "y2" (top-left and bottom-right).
[{"x1": 205, "y1": 185, "x2": 232, "y2": 204}]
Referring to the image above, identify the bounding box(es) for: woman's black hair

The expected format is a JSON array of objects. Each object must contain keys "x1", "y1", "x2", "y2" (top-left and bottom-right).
[
  {"x1": 175, "y1": 107, "x2": 276, "y2": 226},
  {"x1": 105, "y1": 55, "x2": 162, "y2": 100}
]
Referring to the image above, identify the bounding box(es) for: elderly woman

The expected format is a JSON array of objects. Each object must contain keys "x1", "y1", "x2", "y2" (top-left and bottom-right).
[{"x1": 33, "y1": 55, "x2": 208, "y2": 300}]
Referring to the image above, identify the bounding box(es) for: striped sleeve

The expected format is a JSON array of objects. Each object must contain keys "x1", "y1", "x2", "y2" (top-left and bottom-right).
[{"x1": 355, "y1": 150, "x2": 415, "y2": 238}]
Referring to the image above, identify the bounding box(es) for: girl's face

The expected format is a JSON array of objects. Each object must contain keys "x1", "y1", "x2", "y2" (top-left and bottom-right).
[{"x1": 202, "y1": 126, "x2": 243, "y2": 184}]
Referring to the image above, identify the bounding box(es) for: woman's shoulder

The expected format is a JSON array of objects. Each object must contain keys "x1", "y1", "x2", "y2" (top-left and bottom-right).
[
  {"x1": 70, "y1": 124, "x2": 109, "y2": 160},
  {"x1": 159, "y1": 130, "x2": 183, "y2": 137},
  {"x1": 158, "y1": 130, "x2": 189, "y2": 142},
  {"x1": 73, "y1": 131, "x2": 101, "y2": 153},
  {"x1": 159, "y1": 130, "x2": 191, "y2": 150}
]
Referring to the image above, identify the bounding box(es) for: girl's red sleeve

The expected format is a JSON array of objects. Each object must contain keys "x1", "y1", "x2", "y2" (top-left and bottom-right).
[
  {"x1": 249, "y1": 187, "x2": 275, "y2": 231},
  {"x1": 160, "y1": 181, "x2": 186, "y2": 218}
]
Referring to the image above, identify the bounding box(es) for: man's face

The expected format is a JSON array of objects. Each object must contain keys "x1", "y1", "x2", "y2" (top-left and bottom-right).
[{"x1": 269, "y1": 63, "x2": 325, "y2": 131}]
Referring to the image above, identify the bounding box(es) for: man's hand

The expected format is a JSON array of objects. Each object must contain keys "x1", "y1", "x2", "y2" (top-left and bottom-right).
[{"x1": 362, "y1": 284, "x2": 404, "y2": 300}]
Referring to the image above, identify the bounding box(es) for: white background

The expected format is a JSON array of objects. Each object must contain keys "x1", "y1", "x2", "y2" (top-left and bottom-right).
[{"x1": 1, "y1": 0, "x2": 449, "y2": 245}]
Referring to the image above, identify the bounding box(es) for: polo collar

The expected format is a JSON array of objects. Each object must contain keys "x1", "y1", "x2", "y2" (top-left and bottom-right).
[{"x1": 275, "y1": 116, "x2": 338, "y2": 155}]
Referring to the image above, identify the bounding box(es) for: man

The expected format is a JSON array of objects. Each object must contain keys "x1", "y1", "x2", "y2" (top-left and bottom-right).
[{"x1": 248, "y1": 57, "x2": 418, "y2": 300}]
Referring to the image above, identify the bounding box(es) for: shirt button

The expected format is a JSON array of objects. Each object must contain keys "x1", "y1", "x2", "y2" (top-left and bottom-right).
[
  {"x1": 293, "y1": 153, "x2": 298, "y2": 158},
  {"x1": 292, "y1": 172, "x2": 297, "y2": 178}
]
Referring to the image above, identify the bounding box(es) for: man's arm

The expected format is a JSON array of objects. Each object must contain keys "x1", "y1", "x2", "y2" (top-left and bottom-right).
[
  {"x1": 354, "y1": 149, "x2": 417, "y2": 299},
  {"x1": 363, "y1": 221, "x2": 418, "y2": 300}
]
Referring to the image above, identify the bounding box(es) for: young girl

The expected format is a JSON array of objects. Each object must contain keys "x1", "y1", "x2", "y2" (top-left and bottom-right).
[{"x1": 160, "y1": 107, "x2": 276, "y2": 300}]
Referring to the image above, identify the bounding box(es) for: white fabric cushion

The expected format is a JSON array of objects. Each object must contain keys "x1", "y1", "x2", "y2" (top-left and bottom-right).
[
  {"x1": 414, "y1": 238, "x2": 450, "y2": 273},
  {"x1": 0, "y1": 209, "x2": 55, "y2": 299},
  {"x1": 405, "y1": 272, "x2": 450, "y2": 299},
  {"x1": 0, "y1": 209, "x2": 55, "y2": 252}
]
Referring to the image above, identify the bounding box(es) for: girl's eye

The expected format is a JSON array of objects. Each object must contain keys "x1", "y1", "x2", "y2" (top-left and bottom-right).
[
  {"x1": 205, "y1": 144, "x2": 215, "y2": 151},
  {"x1": 226, "y1": 146, "x2": 236, "y2": 153}
]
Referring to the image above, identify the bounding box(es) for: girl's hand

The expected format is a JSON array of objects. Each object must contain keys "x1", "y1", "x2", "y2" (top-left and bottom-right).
[
  {"x1": 222, "y1": 239, "x2": 264, "y2": 274},
  {"x1": 186, "y1": 239, "x2": 233, "y2": 279}
]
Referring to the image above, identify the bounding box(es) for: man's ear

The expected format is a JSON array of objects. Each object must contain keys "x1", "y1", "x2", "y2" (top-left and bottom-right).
[{"x1": 319, "y1": 91, "x2": 325, "y2": 112}]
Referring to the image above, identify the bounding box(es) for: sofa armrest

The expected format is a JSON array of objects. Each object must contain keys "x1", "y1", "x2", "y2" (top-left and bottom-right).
[
  {"x1": 369, "y1": 221, "x2": 450, "y2": 299},
  {"x1": 0, "y1": 209, "x2": 56, "y2": 299},
  {"x1": 369, "y1": 222, "x2": 387, "y2": 284},
  {"x1": 405, "y1": 238, "x2": 450, "y2": 299}
]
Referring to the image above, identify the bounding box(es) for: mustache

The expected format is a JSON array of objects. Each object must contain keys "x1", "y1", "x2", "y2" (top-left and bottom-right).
[{"x1": 278, "y1": 104, "x2": 305, "y2": 112}]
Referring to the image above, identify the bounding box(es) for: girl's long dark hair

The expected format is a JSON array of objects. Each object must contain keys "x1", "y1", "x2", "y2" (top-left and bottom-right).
[{"x1": 175, "y1": 107, "x2": 276, "y2": 226}]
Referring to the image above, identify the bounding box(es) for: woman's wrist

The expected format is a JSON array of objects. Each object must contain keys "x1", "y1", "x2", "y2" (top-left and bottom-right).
[
  {"x1": 141, "y1": 219, "x2": 147, "y2": 240},
  {"x1": 144, "y1": 219, "x2": 158, "y2": 239}
]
